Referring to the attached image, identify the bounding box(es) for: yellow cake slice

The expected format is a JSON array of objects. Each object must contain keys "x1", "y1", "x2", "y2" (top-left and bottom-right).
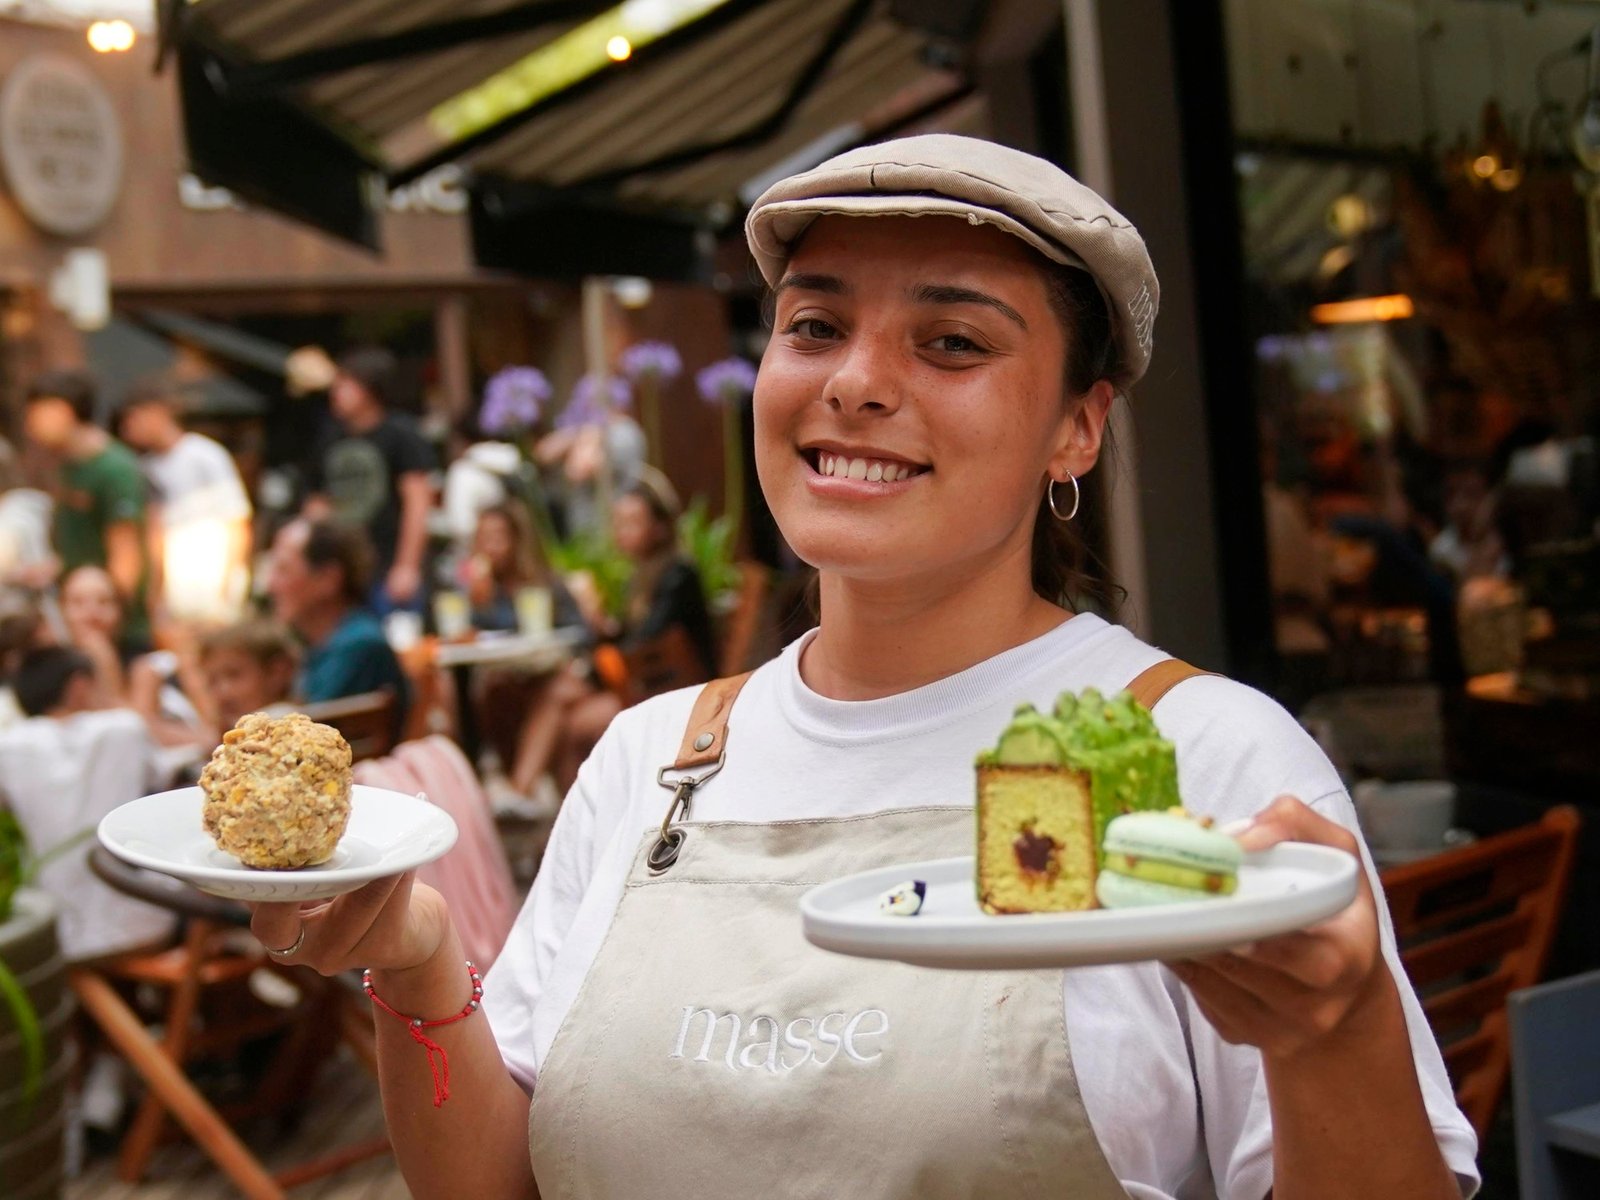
[{"x1": 976, "y1": 690, "x2": 1180, "y2": 914}]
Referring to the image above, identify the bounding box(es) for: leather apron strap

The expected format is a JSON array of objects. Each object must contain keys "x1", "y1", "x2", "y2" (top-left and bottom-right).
[{"x1": 1124, "y1": 658, "x2": 1215, "y2": 710}]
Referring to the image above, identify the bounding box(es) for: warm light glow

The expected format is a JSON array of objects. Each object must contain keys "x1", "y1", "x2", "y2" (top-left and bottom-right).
[
  {"x1": 1490, "y1": 165, "x2": 1524, "y2": 192},
  {"x1": 606, "y1": 35, "x2": 633, "y2": 61},
  {"x1": 87, "y1": 20, "x2": 136, "y2": 53},
  {"x1": 163, "y1": 517, "x2": 250, "y2": 623},
  {"x1": 1470, "y1": 154, "x2": 1500, "y2": 180},
  {"x1": 1310, "y1": 294, "x2": 1415, "y2": 325}
]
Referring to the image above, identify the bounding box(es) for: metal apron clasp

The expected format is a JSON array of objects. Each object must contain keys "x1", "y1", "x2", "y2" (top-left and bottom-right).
[{"x1": 648, "y1": 754, "x2": 725, "y2": 874}]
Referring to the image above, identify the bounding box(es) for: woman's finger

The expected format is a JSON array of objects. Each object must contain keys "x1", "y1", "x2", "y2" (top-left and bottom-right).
[
  {"x1": 1237, "y1": 794, "x2": 1360, "y2": 857},
  {"x1": 250, "y1": 901, "x2": 305, "y2": 953},
  {"x1": 306, "y1": 874, "x2": 408, "y2": 964}
]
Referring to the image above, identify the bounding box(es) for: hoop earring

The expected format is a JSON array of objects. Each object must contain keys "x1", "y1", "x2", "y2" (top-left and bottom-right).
[{"x1": 1048, "y1": 473, "x2": 1080, "y2": 522}]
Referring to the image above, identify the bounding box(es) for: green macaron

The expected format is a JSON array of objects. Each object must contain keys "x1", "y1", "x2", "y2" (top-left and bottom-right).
[{"x1": 1095, "y1": 810, "x2": 1242, "y2": 908}]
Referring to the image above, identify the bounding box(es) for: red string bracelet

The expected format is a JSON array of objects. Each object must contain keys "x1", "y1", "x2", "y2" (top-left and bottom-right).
[{"x1": 362, "y1": 960, "x2": 484, "y2": 1107}]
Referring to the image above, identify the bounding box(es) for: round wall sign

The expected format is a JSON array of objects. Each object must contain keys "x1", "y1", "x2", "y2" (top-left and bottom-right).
[{"x1": 0, "y1": 54, "x2": 125, "y2": 238}]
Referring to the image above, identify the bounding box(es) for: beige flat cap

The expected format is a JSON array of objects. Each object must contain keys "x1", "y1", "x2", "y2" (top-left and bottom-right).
[{"x1": 745, "y1": 134, "x2": 1158, "y2": 387}]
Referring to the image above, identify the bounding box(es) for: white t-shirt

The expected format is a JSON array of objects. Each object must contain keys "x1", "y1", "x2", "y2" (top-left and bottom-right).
[
  {"x1": 0, "y1": 709, "x2": 174, "y2": 961},
  {"x1": 143, "y1": 432, "x2": 252, "y2": 526},
  {"x1": 485, "y1": 614, "x2": 1479, "y2": 1198}
]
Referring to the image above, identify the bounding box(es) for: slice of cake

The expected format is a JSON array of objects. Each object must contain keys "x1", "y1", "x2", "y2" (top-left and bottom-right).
[{"x1": 976, "y1": 689, "x2": 1180, "y2": 914}]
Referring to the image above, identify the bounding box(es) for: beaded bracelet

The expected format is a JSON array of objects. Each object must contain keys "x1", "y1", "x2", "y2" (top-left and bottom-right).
[{"x1": 362, "y1": 960, "x2": 484, "y2": 1107}]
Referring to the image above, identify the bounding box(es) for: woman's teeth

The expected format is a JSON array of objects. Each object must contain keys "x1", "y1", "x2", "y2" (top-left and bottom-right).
[{"x1": 816, "y1": 454, "x2": 920, "y2": 482}]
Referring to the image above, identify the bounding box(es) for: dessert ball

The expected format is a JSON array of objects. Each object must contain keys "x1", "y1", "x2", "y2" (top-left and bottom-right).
[{"x1": 200, "y1": 712, "x2": 353, "y2": 869}]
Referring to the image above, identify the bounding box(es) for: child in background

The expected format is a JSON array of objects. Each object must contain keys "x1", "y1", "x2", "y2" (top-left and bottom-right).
[{"x1": 198, "y1": 620, "x2": 298, "y2": 733}]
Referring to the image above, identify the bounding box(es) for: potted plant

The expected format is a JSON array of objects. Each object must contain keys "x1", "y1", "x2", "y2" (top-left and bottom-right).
[{"x1": 0, "y1": 812, "x2": 74, "y2": 1200}]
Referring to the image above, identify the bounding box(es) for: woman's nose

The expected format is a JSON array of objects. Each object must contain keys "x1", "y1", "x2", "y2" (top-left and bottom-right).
[{"x1": 824, "y1": 331, "x2": 903, "y2": 417}]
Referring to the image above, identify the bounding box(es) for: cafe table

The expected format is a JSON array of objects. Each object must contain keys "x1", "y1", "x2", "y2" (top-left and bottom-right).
[{"x1": 434, "y1": 627, "x2": 585, "y2": 765}]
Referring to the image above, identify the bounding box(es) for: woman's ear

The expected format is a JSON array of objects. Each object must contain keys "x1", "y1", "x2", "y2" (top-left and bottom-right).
[{"x1": 1049, "y1": 379, "x2": 1116, "y2": 480}]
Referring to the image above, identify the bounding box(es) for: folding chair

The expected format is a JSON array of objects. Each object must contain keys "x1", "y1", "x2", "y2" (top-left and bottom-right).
[{"x1": 1509, "y1": 969, "x2": 1600, "y2": 1199}]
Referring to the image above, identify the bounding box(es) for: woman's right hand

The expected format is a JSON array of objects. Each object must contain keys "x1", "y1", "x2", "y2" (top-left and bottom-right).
[{"x1": 249, "y1": 872, "x2": 452, "y2": 977}]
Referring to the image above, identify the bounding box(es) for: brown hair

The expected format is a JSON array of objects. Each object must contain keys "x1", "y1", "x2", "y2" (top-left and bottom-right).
[
  {"x1": 200, "y1": 619, "x2": 299, "y2": 670},
  {"x1": 1032, "y1": 262, "x2": 1123, "y2": 612},
  {"x1": 478, "y1": 501, "x2": 550, "y2": 587},
  {"x1": 300, "y1": 519, "x2": 374, "y2": 606}
]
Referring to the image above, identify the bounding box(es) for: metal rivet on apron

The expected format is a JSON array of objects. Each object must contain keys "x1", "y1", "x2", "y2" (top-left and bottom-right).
[
  {"x1": 693, "y1": 732, "x2": 715, "y2": 752},
  {"x1": 647, "y1": 828, "x2": 685, "y2": 873}
]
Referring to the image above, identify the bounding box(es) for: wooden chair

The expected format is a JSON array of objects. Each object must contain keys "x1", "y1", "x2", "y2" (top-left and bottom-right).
[
  {"x1": 617, "y1": 625, "x2": 711, "y2": 705},
  {"x1": 73, "y1": 849, "x2": 389, "y2": 1197},
  {"x1": 299, "y1": 690, "x2": 398, "y2": 763},
  {"x1": 719, "y1": 561, "x2": 770, "y2": 677},
  {"x1": 1379, "y1": 805, "x2": 1581, "y2": 1140}
]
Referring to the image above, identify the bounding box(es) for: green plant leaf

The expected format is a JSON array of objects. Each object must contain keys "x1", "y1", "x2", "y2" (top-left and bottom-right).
[{"x1": 0, "y1": 948, "x2": 43, "y2": 1110}]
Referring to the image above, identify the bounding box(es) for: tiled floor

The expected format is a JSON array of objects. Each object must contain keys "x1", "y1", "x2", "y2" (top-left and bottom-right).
[{"x1": 66, "y1": 1051, "x2": 409, "y2": 1200}]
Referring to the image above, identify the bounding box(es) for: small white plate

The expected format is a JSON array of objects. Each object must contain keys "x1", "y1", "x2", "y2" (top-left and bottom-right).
[
  {"x1": 98, "y1": 785, "x2": 459, "y2": 903},
  {"x1": 800, "y1": 844, "x2": 1361, "y2": 970}
]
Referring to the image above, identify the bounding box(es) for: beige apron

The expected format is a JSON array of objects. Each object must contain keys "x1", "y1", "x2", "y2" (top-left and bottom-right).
[{"x1": 528, "y1": 661, "x2": 1209, "y2": 1199}]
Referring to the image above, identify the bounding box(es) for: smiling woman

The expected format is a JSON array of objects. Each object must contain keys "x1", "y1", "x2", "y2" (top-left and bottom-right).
[{"x1": 244, "y1": 135, "x2": 1476, "y2": 1200}]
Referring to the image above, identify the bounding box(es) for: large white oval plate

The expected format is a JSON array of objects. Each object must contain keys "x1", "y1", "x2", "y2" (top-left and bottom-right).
[
  {"x1": 99, "y1": 785, "x2": 459, "y2": 903},
  {"x1": 800, "y1": 844, "x2": 1361, "y2": 970}
]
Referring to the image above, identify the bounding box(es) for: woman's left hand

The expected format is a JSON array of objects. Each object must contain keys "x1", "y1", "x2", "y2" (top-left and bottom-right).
[{"x1": 1166, "y1": 795, "x2": 1395, "y2": 1063}]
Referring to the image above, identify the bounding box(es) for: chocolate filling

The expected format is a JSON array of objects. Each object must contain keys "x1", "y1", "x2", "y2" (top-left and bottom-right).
[{"x1": 1013, "y1": 828, "x2": 1060, "y2": 877}]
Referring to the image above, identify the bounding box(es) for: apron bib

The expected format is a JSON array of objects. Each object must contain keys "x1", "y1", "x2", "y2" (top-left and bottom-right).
[
  {"x1": 528, "y1": 808, "x2": 1128, "y2": 1199},
  {"x1": 527, "y1": 659, "x2": 1209, "y2": 1197}
]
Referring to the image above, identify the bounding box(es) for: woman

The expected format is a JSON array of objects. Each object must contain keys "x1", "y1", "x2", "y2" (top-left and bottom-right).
[
  {"x1": 58, "y1": 564, "x2": 208, "y2": 747},
  {"x1": 604, "y1": 472, "x2": 717, "y2": 677},
  {"x1": 462, "y1": 502, "x2": 582, "y2": 634},
  {"x1": 250, "y1": 137, "x2": 1475, "y2": 1198}
]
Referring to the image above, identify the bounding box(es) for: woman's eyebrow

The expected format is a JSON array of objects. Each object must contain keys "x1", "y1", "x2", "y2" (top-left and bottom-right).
[
  {"x1": 774, "y1": 272, "x2": 848, "y2": 297},
  {"x1": 911, "y1": 283, "x2": 1028, "y2": 330}
]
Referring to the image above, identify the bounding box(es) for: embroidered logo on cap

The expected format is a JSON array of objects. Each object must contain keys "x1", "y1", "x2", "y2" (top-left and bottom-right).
[{"x1": 1128, "y1": 283, "x2": 1156, "y2": 350}]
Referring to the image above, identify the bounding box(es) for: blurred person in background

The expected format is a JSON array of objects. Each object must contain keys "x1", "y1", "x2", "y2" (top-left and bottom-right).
[
  {"x1": 0, "y1": 591, "x2": 52, "y2": 729},
  {"x1": 1429, "y1": 464, "x2": 1508, "y2": 584},
  {"x1": 0, "y1": 643, "x2": 177, "y2": 1139},
  {"x1": 603, "y1": 471, "x2": 716, "y2": 676},
  {"x1": 0, "y1": 645, "x2": 174, "y2": 962},
  {"x1": 59, "y1": 565, "x2": 208, "y2": 750},
  {"x1": 198, "y1": 619, "x2": 297, "y2": 732},
  {"x1": 534, "y1": 387, "x2": 647, "y2": 540},
  {"x1": 464, "y1": 502, "x2": 583, "y2": 634},
  {"x1": 0, "y1": 436, "x2": 54, "y2": 589},
  {"x1": 443, "y1": 415, "x2": 526, "y2": 567},
  {"x1": 266, "y1": 517, "x2": 408, "y2": 727},
  {"x1": 116, "y1": 376, "x2": 253, "y2": 627},
  {"x1": 23, "y1": 369, "x2": 151, "y2": 646},
  {"x1": 305, "y1": 347, "x2": 435, "y2": 615}
]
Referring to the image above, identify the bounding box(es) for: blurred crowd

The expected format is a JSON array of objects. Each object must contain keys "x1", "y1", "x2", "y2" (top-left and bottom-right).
[{"x1": 0, "y1": 347, "x2": 722, "y2": 971}]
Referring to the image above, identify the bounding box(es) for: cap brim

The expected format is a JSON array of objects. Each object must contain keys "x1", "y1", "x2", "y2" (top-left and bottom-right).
[{"x1": 748, "y1": 194, "x2": 1090, "y2": 287}]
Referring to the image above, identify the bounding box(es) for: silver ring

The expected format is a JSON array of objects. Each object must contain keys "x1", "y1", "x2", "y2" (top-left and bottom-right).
[{"x1": 264, "y1": 925, "x2": 305, "y2": 958}]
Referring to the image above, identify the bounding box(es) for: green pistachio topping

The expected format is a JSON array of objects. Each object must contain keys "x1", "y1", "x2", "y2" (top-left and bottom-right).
[{"x1": 981, "y1": 689, "x2": 1181, "y2": 858}]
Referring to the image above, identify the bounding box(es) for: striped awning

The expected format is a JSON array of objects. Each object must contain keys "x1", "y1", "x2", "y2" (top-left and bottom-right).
[{"x1": 166, "y1": 0, "x2": 978, "y2": 256}]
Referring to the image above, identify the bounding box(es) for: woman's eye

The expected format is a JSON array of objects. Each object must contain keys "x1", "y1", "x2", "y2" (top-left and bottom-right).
[
  {"x1": 931, "y1": 333, "x2": 984, "y2": 356},
  {"x1": 784, "y1": 317, "x2": 840, "y2": 341}
]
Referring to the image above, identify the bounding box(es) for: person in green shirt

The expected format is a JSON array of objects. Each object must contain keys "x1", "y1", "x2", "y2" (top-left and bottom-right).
[{"x1": 24, "y1": 370, "x2": 151, "y2": 647}]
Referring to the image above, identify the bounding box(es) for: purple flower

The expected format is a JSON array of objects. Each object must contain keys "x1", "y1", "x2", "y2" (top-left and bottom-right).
[
  {"x1": 557, "y1": 374, "x2": 633, "y2": 429},
  {"x1": 480, "y1": 367, "x2": 551, "y2": 435},
  {"x1": 695, "y1": 357, "x2": 758, "y2": 406},
  {"x1": 620, "y1": 340, "x2": 683, "y2": 382}
]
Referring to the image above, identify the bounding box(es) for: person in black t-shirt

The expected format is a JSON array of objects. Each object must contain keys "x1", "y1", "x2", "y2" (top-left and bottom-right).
[{"x1": 304, "y1": 347, "x2": 435, "y2": 614}]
